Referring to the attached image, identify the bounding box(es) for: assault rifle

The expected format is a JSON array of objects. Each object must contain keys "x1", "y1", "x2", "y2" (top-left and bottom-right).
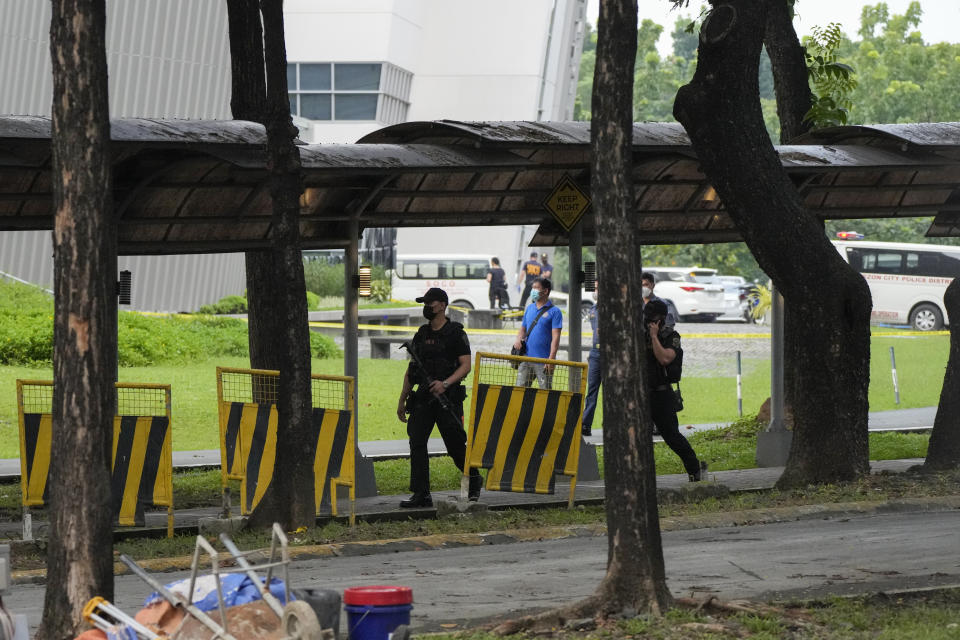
[{"x1": 399, "y1": 340, "x2": 464, "y2": 429}]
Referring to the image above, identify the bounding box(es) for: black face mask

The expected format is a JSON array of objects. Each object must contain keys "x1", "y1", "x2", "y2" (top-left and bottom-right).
[{"x1": 423, "y1": 306, "x2": 437, "y2": 320}]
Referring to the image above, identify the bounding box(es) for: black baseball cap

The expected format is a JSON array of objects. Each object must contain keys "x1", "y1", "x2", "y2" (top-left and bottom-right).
[
  {"x1": 644, "y1": 299, "x2": 668, "y2": 318},
  {"x1": 416, "y1": 287, "x2": 448, "y2": 304}
]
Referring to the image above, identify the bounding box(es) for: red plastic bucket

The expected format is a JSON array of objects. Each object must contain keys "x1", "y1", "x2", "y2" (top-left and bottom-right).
[{"x1": 343, "y1": 586, "x2": 413, "y2": 640}]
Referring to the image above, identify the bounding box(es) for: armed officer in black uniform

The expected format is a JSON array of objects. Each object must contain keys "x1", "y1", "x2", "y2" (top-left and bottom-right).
[
  {"x1": 396, "y1": 287, "x2": 483, "y2": 507},
  {"x1": 645, "y1": 299, "x2": 708, "y2": 482}
]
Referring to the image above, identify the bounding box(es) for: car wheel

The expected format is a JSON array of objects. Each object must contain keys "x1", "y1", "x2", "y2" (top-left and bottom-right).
[
  {"x1": 910, "y1": 303, "x2": 943, "y2": 331},
  {"x1": 451, "y1": 299, "x2": 474, "y2": 310}
]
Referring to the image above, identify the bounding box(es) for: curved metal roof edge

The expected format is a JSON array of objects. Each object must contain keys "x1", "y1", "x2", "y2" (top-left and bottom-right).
[
  {"x1": 358, "y1": 119, "x2": 691, "y2": 148},
  {"x1": 789, "y1": 122, "x2": 960, "y2": 148},
  {"x1": 0, "y1": 116, "x2": 267, "y2": 144}
]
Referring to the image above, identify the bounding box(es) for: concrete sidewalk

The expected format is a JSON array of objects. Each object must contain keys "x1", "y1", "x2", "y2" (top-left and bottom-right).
[{"x1": 2, "y1": 458, "x2": 926, "y2": 543}]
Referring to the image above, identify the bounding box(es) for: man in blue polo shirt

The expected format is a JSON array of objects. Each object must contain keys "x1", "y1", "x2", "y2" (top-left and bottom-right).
[{"x1": 512, "y1": 277, "x2": 562, "y2": 388}]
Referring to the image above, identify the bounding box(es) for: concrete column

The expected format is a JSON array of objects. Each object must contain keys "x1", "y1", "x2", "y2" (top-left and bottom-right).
[
  {"x1": 346, "y1": 216, "x2": 377, "y2": 496},
  {"x1": 756, "y1": 286, "x2": 792, "y2": 467}
]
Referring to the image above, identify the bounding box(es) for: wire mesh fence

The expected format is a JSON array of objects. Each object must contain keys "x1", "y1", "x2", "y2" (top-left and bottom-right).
[
  {"x1": 218, "y1": 367, "x2": 352, "y2": 410},
  {"x1": 475, "y1": 352, "x2": 585, "y2": 393},
  {"x1": 117, "y1": 384, "x2": 169, "y2": 417},
  {"x1": 17, "y1": 381, "x2": 52, "y2": 414},
  {"x1": 17, "y1": 381, "x2": 169, "y2": 416}
]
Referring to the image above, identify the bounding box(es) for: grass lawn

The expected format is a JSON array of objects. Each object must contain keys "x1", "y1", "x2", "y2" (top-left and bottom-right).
[{"x1": 0, "y1": 334, "x2": 948, "y2": 458}]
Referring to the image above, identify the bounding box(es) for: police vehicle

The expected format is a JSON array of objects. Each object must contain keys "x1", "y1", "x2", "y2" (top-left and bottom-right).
[{"x1": 833, "y1": 232, "x2": 960, "y2": 330}]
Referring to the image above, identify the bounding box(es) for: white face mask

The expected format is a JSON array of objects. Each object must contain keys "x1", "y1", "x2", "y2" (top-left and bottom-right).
[{"x1": 642, "y1": 286, "x2": 652, "y2": 298}]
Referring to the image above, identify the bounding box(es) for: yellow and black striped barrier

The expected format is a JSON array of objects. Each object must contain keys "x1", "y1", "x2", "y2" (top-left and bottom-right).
[
  {"x1": 464, "y1": 352, "x2": 588, "y2": 507},
  {"x1": 216, "y1": 367, "x2": 356, "y2": 523},
  {"x1": 16, "y1": 381, "x2": 174, "y2": 539}
]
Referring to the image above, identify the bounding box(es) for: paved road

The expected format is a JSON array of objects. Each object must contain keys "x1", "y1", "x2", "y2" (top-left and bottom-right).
[{"x1": 6, "y1": 509, "x2": 958, "y2": 634}]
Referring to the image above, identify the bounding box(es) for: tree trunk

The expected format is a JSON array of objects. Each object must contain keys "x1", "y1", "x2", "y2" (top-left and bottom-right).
[
  {"x1": 38, "y1": 1, "x2": 116, "y2": 638},
  {"x1": 224, "y1": 0, "x2": 285, "y2": 377},
  {"x1": 591, "y1": 0, "x2": 672, "y2": 615},
  {"x1": 673, "y1": 0, "x2": 872, "y2": 488},
  {"x1": 764, "y1": 0, "x2": 812, "y2": 143},
  {"x1": 246, "y1": 0, "x2": 315, "y2": 530},
  {"x1": 923, "y1": 278, "x2": 960, "y2": 470},
  {"x1": 764, "y1": 0, "x2": 814, "y2": 423}
]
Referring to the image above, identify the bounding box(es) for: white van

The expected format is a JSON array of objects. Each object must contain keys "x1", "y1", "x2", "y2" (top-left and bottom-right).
[
  {"x1": 833, "y1": 238, "x2": 960, "y2": 330},
  {"x1": 392, "y1": 254, "x2": 493, "y2": 309}
]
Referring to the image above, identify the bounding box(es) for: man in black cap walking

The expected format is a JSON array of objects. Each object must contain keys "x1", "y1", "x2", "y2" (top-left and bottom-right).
[{"x1": 396, "y1": 287, "x2": 482, "y2": 507}]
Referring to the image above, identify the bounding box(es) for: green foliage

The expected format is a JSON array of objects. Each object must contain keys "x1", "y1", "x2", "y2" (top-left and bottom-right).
[
  {"x1": 309, "y1": 331, "x2": 341, "y2": 359},
  {"x1": 303, "y1": 261, "x2": 346, "y2": 298},
  {"x1": 370, "y1": 278, "x2": 391, "y2": 303},
  {"x1": 305, "y1": 291, "x2": 320, "y2": 311},
  {"x1": 196, "y1": 295, "x2": 248, "y2": 315},
  {"x1": 0, "y1": 281, "x2": 54, "y2": 365},
  {"x1": 845, "y1": 2, "x2": 960, "y2": 124},
  {"x1": 0, "y1": 280, "x2": 340, "y2": 368},
  {"x1": 803, "y1": 23, "x2": 858, "y2": 127},
  {"x1": 118, "y1": 313, "x2": 250, "y2": 366}
]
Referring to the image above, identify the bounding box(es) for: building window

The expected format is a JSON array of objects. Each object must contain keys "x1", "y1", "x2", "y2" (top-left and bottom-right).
[{"x1": 287, "y1": 62, "x2": 412, "y2": 123}]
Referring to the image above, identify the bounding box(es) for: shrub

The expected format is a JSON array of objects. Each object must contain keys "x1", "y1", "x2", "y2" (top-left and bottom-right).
[
  {"x1": 196, "y1": 295, "x2": 248, "y2": 315},
  {"x1": 303, "y1": 262, "x2": 345, "y2": 298},
  {"x1": 310, "y1": 332, "x2": 340, "y2": 359},
  {"x1": 0, "y1": 281, "x2": 54, "y2": 365},
  {"x1": 0, "y1": 280, "x2": 341, "y2": 366},
  {"x1": 305, "y1": 291, "x2": 320, "y2": 311},
  {"x1": 370, "y1": 279, "x2": 391, "y2": 303}
]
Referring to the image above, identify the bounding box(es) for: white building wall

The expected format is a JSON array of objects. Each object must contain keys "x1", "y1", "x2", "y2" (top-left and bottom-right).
[
  {"x1": 0, "y1": 0, "x2": 244, "y2": 311},
  {"x1": 287, "y1": 0, "x2": 585, "y2": 141}
]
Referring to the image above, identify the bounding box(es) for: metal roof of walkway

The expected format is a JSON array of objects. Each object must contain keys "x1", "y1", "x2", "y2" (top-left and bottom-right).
[{"x1": 2, "y1": 117, "x2": 959, "y2": 251}]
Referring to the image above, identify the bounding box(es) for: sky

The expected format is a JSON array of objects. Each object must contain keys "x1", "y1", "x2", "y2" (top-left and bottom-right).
[{"x1": 585, "y1": 0, "x2": 960, "y2": 56}]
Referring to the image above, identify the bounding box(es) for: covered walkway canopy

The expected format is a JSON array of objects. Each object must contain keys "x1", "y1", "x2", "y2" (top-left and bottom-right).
[
  {"x1": 4, "y1": 115, "x2": 960, "y2": 485},
  {"x1": 2, "y1": 117, "x2": 960, "y2": 249}
]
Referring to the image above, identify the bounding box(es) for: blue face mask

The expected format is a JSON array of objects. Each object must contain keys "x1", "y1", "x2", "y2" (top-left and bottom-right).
[{"x1": 530, "y1": 289, "x2": 541, "y2": 302}]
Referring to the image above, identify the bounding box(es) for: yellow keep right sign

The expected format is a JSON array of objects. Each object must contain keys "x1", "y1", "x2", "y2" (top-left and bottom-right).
[{"x1": 542, "y1": 174, "x2": 591, "y2": 231}]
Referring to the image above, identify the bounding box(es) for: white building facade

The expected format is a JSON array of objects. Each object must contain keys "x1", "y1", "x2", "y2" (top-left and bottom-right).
[{"x1": 284, "y1": 0, "x2": 587, "y2": 143}]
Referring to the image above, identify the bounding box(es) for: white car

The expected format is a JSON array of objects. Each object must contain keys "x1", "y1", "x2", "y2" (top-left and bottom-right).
[
  {"x1": 692, "y1": 271, "x2": 751, "y2": 322},
  {"x1": 644, "y1": 267, "x2": 726, "y2": 322}
]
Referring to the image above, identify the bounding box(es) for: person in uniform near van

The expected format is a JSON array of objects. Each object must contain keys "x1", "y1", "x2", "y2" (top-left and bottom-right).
[
  {"x1": 513, "y1": 277, "x2": 562, "y2": 388},
  {"x1": 540, "y1": 253, "x2": 553, "y2": 280},
  {"x1": 486, "y1": 257, "x2": 509, "y2": 309},
  {"x1": 397, "y1": 287, "x2": 483, "y2": 507},
  {"x1": 645, "y1": 299, "x2": 708, "y2": 481},
  {"x1": 517, "y1": 251, "x2": 542, "y2": 308},
  {"x1": 641, "y1": 271, "x2": 678, "y2": 327}
]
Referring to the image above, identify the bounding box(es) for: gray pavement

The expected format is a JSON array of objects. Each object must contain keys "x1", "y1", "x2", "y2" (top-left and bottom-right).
[
  {"x1": 1, "y1": 458, "x2": 926, "y2": 540},
  {"x1": 5, "y1": 506, "x2": 958, "y2": 634}
]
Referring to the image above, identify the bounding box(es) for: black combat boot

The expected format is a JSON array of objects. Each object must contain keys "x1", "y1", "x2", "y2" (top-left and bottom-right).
[
  {"x1": 399, "y1": 492, "x2": 433, "y2": 508},
  {"x1": 468, "y1": 474, "x2": 483, "y2": 501},
  {"x1": 688, "y1": 461, "x2": 708, "y2": 482}
]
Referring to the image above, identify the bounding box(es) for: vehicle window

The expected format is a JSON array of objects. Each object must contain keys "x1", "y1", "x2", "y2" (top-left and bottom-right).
[
  {"x1": 915, "y1": 252, "x2": 940, "y2": 276},
  {"x1": 419, "y1": 262, "x2": 439, "y2": 278},
  {"x1": 400, "y1": 262, "x2": 418, "y2": 278},
  {"x1": 939, "y1": 253, "x2": 960, "y2": 277},
  {"x1": 855, "y1": 250, "x2": 904, "y2": 274},
  {"x1": 468, "y1": 261, "x2": 488, "y2": 278}
]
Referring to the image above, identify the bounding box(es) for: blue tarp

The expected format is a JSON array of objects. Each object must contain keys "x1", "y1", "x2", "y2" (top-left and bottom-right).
[{"x1": 144, "y1": 574, "x2": 291, "y2": 612}]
